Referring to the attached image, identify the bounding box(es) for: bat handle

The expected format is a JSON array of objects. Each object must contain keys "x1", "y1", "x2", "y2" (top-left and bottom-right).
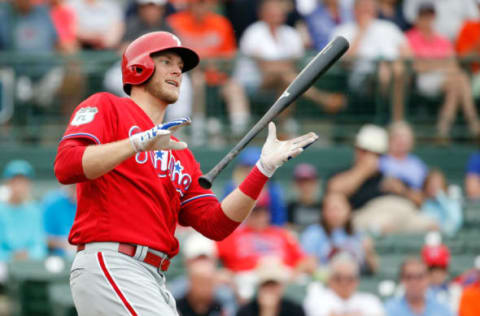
[{"x1": 198, "y1": 174, "x2": 213, "y2": 189}]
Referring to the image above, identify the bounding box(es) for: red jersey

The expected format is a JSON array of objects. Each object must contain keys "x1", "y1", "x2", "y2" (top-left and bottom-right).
[
  {"x1": 216, "y1": 225, "x2": 307, "y2": 272},
  {"x1": 57, "y1": 92, "x2": 238, "y2": 257}
]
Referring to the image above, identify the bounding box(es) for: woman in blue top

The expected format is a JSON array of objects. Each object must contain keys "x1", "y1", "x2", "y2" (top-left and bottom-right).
[{"x1": 300, "y1": 192, "x2": 378, "y2": 274}]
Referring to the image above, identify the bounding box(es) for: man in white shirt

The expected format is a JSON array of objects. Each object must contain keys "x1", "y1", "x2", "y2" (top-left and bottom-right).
[
  {"x1": 234, "y1": 0, "x2": 345, "y2": 134},
  {"x1": 304, "y1": 252, "x2": 384, "y2": 316},
  {"x1": 332, "y1": 0, "x2": 411, "y2": 121}
]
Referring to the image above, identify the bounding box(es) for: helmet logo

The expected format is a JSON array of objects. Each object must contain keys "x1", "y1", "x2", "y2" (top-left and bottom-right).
[{"x1": 171, "y1": 34, "x2": 182, "y2": 46}]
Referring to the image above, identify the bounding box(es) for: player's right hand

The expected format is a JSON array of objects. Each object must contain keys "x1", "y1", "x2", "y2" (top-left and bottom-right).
[
  {"x1": 129, "y1": 117, "x2": 191, "y2": 152},
  {"x1": 257, "y1": 122, "x2": 318, "y2": 177}
]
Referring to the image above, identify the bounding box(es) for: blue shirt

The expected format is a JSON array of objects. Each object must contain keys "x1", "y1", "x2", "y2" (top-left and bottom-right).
[
  {"x1": 421, "y1": 192, "x2": 462, "y2": 237},
  {"x1": 302, "y1": 3, "x2": 352, "y2": 51},
  {"x1": 0, "y1": 201, "x2": 47, "y2": 262},
  {"x1": 0, "y1": 3, "x2": 57, "y2": 52},
  {"x1": 42, "y1": 189, "x2": 76, "y2": 255},
  {"x1": 385, "y1": 294, "x2": 453, "y2": 316},
  {"x1": 300, "y1": 224, "x2": 364, "y2": 266},
  {"x1": 380, "y1": 154, "x2": 428, "y2": 190},
  {"x1": 466, "y1": 152, "x2": 480, "y2": 175}
]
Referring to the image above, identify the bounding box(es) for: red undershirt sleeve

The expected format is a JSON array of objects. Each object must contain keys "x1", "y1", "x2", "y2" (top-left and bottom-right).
[
  {"x1": 178, "y1": 197, "x2": 241, "y2": 241},
  {"x1": 54, "y1": 138, "x2": 93, "y2": 184}
]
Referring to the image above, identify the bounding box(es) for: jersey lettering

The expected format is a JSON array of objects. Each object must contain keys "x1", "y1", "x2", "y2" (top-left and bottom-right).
[
  {"x1": 71, "y1": 107, "x2": 98, "y2": 126},
  {"x1": 128, "y1": 125, "x2": 192, "y2": 196}
]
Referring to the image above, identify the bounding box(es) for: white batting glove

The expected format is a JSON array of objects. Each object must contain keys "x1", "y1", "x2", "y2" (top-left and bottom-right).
[
  {"x1": 256, "y1": 122, "x2": 319, "y2": 177},
  {"x1": 129, "y1": 117, "x2": 191, "y2": 152}
]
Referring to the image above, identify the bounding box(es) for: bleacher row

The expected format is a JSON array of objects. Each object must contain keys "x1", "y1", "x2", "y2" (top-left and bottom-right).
[{"x1": 2, "y1": 52, "x2": 480, "y2": 146}]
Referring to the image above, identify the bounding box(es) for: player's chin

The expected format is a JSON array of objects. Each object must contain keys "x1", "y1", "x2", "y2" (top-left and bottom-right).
[{"x1": 163, "y1": 90, "x2": 179, "y2": 104}]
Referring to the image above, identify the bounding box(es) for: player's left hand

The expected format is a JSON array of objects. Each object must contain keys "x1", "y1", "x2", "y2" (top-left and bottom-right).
[
  {"x1": 257, "y1": 122, "x2": 318, "y2": 177},
  {"x1": 129, "y1": 117, "x2": 191, "y2": 152}
]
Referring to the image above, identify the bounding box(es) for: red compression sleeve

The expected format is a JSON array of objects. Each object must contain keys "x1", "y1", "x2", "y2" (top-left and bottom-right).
[
  {"x1": 54, "y1": 139, "x2": 91, "y2": 184},
  {"x1": 238, "y1": 165, "x2": 269, "y2": 200},
  {"x1": 179, "y1": 198, "x2": 241, "y2": 241}
]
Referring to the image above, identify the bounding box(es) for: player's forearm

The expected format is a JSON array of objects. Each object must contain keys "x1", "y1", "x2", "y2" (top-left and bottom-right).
[
  {"x1": 82, "y1": 138, "x2": 136, "y2": 180},
  {"x1": 221, "y1": 188, "x2": 256, "y2": 222}
]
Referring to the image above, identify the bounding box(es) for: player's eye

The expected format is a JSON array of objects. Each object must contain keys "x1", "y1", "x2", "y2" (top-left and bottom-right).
[{"x1": 161, "y1": 59, "x2": 170, "y2": 65}]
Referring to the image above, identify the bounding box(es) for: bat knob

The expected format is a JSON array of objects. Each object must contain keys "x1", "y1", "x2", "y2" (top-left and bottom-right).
[{"x1": 198, "y1": 175, "x2": 213, "y2": 189}]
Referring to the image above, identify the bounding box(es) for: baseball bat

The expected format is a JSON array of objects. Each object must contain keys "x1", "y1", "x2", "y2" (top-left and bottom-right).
[{"x1": 198, "y1": 36, "x2": 350, "y2": 189}]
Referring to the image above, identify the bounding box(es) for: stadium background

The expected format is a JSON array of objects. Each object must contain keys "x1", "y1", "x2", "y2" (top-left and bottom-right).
[{"x1": 0, "y1": 0, "x2": 480, "y2": 315}]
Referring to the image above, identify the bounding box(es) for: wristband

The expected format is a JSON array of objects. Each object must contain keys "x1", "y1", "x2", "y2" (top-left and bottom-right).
[{"x1": 239, "y1": 165, "x2": 269, "y2": 200}]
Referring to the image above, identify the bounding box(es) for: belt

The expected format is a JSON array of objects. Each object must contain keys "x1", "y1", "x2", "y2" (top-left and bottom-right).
[{"x1": 77, "y1": 243, "x2": 171, "y2": 271}]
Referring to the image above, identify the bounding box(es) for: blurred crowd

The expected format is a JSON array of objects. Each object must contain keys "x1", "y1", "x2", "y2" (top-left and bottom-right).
[
  {"x1": 2, "y1": 0, "x2": 480, "y2": 315},
  {"x1": 1, "y1": 0, "x2": 480, "y2": 143},
  {"x1": 1, "y1": 120, "x2": 480, "y2": 315}
]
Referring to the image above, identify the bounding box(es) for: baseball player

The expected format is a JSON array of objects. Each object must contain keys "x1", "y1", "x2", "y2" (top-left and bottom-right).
[{"x1": 54, "y1": 31, "x2": 318, "y2": 316}]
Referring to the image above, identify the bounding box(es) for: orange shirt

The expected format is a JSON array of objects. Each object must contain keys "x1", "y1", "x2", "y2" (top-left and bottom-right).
[
  {"x1": 456, "y1": 20, "x2": 480, "y2": 72},
  {"x1": 167, "y1": 11, "x2": 236, "y2": 59},
  {"x1": 459, "y1": 283, "x2": 480, "y2": 316}
]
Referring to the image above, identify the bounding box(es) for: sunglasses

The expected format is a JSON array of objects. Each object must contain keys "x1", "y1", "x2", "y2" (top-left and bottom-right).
[
  {"x1": 331, "y1": 274, "x2": 358, "y2": 283},
  {"x1": 402, "y1": 273, "x2": 427, "y2": 281}
]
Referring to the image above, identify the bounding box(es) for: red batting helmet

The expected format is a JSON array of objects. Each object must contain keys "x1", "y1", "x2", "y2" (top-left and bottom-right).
[{"x1": 122, "y1": 31, "x2": 199, "y2": 95}]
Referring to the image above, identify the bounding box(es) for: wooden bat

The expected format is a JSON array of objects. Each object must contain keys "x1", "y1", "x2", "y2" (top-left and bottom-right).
[{"x1": 198, "y1": 36, "x2": 350, "y2": 189}]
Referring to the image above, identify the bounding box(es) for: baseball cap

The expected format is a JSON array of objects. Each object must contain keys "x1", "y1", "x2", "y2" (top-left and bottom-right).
[
  {"x1": 422, "y1": 244, "x2": 450, "y2": 268},
  {"x1": 417, "y1": 2, "x2": 435, "y2": 15},
  {"x1": 355, "y1": 124, "x2": 388, "y2": 154},
  {"x1": 182, "y1": 232, "x2": 217, "y2": 260},
  {"x1": 256, "y1": 257, "x2": 290, "y2": 285},
  {"x1": 2, "y1": 160, "x2": 34, "y2": 180},
  {"x1": 254, "y1": 191, "x2": 270, "y2": 210},
  {"x1": 293, "y1": 163, "x2": 318, "y2": 181},
  {"x1": 237, "y1": 147, "x2": 261, "y2": 167},
  {"x1": 137, "y1": 0, "x2": 167, "y2": 5}
]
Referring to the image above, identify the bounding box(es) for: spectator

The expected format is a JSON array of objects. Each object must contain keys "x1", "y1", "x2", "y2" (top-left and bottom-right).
[
  {"x1": 236, "y1": 257, "x2": 305, "y2": 316},
  {"x1": 123, "y1": 0, "x2": 173, "y2": 47},
  {"x1": 0, "y1": 0, "x2": 60, "y2": 111},
  {"x1": 0, "y1": 0, "x2": 84, "y2": 125},
  {"x1": 168, "y1": 0, "x2": 250, "y2": 137},
  {"x1": 385, "y1": 257, "x2": 453, "y2": 316},
  {"x1": 327, "y1": 124, "x2": 438, "y2": 234},
  {"x1": 300, "y1": 193, "x2": 378, "y2": 274},
  {"x1": 48, "y1": 0, "x2": 78, "y2": 53},
  {"x1": 465, "y1": 151, "x2": 480, "y2": 200},
  {"x1": 406, "y1": 2, "x2": 480, "y2": 142},
  {"x1": 286, "y1": 163, "x2": 322, "y2": 232},
  {"x1": 69, "y1": 0, "x2": 124, "y2": 50},
  {"x1": 169, "y1": 232, "x2": 237, "y2": 316},
  {"x1": 377, "y1": 0, "x2": 411, "y2": 31},
  {"x1": 456, "y1": 0, "x2": 480, "y2": 99},
  {"x1": 403, "y1": 0, "x2": 479, "y2": 41},
  {"x1": 216, "y1": 193, "x2": 315, "y2": 301},
  {"x1": 303, "y1": 252, "x2": 384, "y2": 316},
  {"x1": 332, "y1": 0, "x2": 410, "y2": 121},
  {"x1": 380, "y1": 121, "x2": 428, "y2": 207},
  {"x1": 0, "y1": 160, "x2": 47, "y2": 262},
  {"x1": 421, "y1": 233, "x2": 463, "y2": 313},
  {"x1": 296, "y1": 0, "x2": 353, "y2": 51},
  {"x1": 176, "y1": 259, "x2": 228, "y2": 316},
  {"x1": 421, "y1": 170, "x2": 463, "y2": 236},
  {"x1": 224, "y1": 147, "x2": 287, "y2": 226},
  {"x1": 234, "y1": 0, "x2": 345, "y2": 135},
  {"x1": 42, "y1": 184, "x2": 76, "y2": 257},
  {"x1": 458, "y1": 271, "x2": 480, "y2": 316}
]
